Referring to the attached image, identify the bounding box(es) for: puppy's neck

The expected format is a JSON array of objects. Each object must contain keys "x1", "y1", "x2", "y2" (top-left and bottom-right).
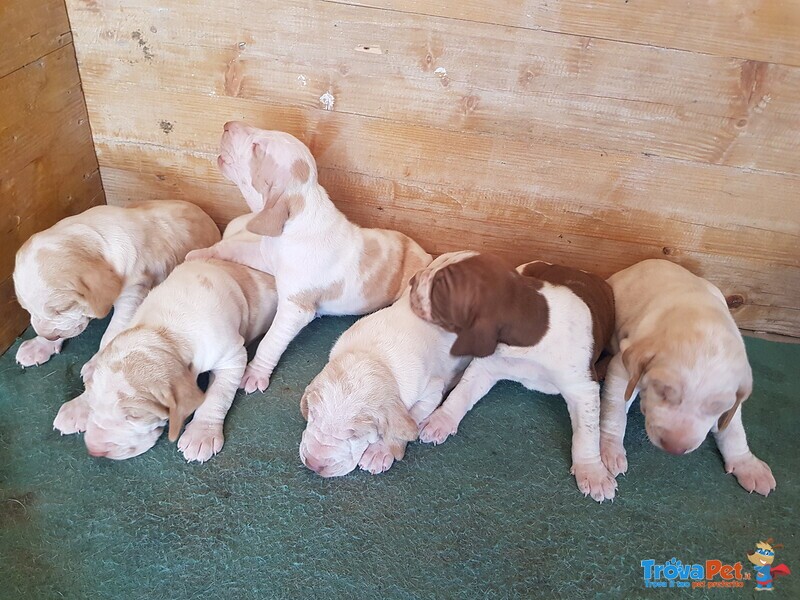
[{"x1": 281, "y1": 182, "x2": 357, "y2": 239}]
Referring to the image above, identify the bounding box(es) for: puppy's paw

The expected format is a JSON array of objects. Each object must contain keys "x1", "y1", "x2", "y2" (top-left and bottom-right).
[
  {"x1": 53, "y1": 397, "x2": 89, "y2": 435},
  {"x1": 419, "y1": 409, "x2": 460, "y2": 445},
  {"x1": 240, "y1": 364, "x2": 270, "y2": 393},
  {"x1": 725, "y1": 453, "x2": 776, "y2": 496},
  {"x1": 359, "y1": 441, "x2": 396, "y2": 475},
  {"x1": 16, "y1": 337, "x2": 60, "y2": 367},
  {"x1": 178, "y1": 420, "x2": 224, "y2": 463},
  {"x1": 571, "y1": 460, "x2": 618, "y2": 503},
  {"x1": 185, "y1": 247, "x2": 218, "y2": 262},
  {"x1": 80, "y1": 356, "x2": 98, "y2": 383},
  {"x1": 600, "y1": 434, "x2": 628, "y2": 477}
]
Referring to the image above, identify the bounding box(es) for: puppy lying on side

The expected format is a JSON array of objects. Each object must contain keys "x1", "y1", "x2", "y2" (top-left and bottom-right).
[
  {"x1": 411, "y1": 252, "x2": 618, "y2": 502},
  {"x1": 299, "y1": 252, "x2": 473, "y2": 477},
  {"x1": 599, "y1": 259, "x2": 775, "y2": 495},
  {"x1": 188, "y1": 122, "x2": 432, "y2": 393},
  {"x1": 53, "y1": 215, "x2": 278, "y2": 462},
  {"x1": 14, "y1": 201, "x2": 220, "y2": 378}
]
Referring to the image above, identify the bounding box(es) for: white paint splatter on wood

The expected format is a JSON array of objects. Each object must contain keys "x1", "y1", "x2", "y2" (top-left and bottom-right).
[{"x1": 319, "y1": 91, "x2": 335, "y2": 110}]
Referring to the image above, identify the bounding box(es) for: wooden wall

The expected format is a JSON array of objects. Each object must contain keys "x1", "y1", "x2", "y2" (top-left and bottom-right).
[
  {"x1": 0, "y1": 0, "x2": 104, "y2": 353},
  {"x1": 66, "y1": 0, "x2": 800, "y2": 336}
]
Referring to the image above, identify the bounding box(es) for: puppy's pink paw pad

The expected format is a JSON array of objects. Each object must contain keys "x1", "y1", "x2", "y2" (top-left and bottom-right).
[
  {"x1": 359, "y1": 443, "x2": 395, "y2": 475},
  {"x1": 240, "y1": 366, "x2": 270, "y2": 393},
  {"x1": 418, "y1": 410, "x2": 459, "y2": 445},
  {"x1": 16, "y1": 338, "x2": 59, "y2": 367},
  {"x1": 178, "y1": 421, "x2": 224, "y2": 463},
  {"x1": 600, "y1": 436, "x2": 628, "y2": 477},
  {"x1": 572, "y1": 461, "x2": 618, "y2": 503},
  {"x1": 726, "y1": 454, "x2": 776, "y2": 496},
  {"x1": 53, "y1": 398, "x2": 89, "y2": 435}
]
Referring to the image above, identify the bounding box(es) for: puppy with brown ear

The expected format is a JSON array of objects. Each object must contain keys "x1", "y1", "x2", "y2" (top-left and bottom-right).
[
  {"x1": 186, "y1": 122, "x2": 432, "y2": 394},
  {"x1": 53, "y1": 215, "x2": 279, "y2": 462},
  {"x1": 13, "y1": 201, "x2": 220, "y2": 378},
  {"x1": 410, "y1": 251, "x2": 618, "y2": 502},
  {"x1": 599, "y1": 259, "x2": 775, "y2": 495},
  {"x1": 299, "y1": 253, "x2": 472, "y2": 477}
]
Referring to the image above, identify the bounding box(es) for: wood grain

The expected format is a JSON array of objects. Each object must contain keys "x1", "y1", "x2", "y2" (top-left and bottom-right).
[{"x1": 0, "y1": 0, "x2": 73, "y2": 78}]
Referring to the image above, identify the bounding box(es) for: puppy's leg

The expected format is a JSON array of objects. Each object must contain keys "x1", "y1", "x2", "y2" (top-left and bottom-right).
[
  {"x1": 419, "y1": 360, "x2": 499, "y2": 445},
  {"x1": 178, "y1": 345, "x2": 247, "y2": 463},
  {"x1": 186, "y1": 239, "x2": 267, "y2": 272},
  {"x1": 714, "y1": 407, "x2": 776, "y2": 496},
  {"x1": 561, "y1": 380, "x2": 618, "y2": 502},
  {"x1": 53, "y1": 393, "x2": 90, "y2": 435},
  {"x1": 408, "y1": 378, "x2": 447, "y2": 424},
  {"x1": 16, "y1": 336, "x2": 64, "y2": 367},
  {"x1": 599, "y1": 353, "x2": 631, "y2": 476},
  {"x1": 241, "y1": 301, "x2": 315, "y2": 393},
  {"x1": 359, "y1": 438, "x2": 407, "y2": 475}
]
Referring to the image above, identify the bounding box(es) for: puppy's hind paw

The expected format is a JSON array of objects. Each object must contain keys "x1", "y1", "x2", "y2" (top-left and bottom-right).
[
  {"x1": 726, "y1": 453, "x2": 776, "y2": 496},
  {"x1": 53, "y1": 397, "x2": 89, "y2": 435},
  {"x1": 178, "y1": 420, "x2": 224, "y2": 463},
  {"x1": 240, "y1": 364, "x2": 271, "y2": 394},
  {"x1": 418, "y1": 409, "x2": 459, "y2": 445},
  {"x1": 572, "y1": 460, "x2": 618, "y2": 503}
]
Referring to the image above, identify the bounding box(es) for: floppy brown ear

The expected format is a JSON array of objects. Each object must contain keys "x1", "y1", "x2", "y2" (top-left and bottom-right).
[
  {"x1": 621, "y1": 341, "x2": 656, "y2": 402},
  {"x1": 160, "y1": 368, "x2": 205, "y2": 442},
  {"x1": 450, "y1": 319, "x2": 499, "y2": 357},
  {"x1": 76, "y1": 259, "x2": 123, "y2": 318},
  {"x1": 246, "y1": 199, "x2": 291, "y2": 237},
  {"x1": 377, "y1": 395, "x2": 418, "y2": 444},
  {"x1": 718, "y1": 380, "x2": 751, "y2": 431}
]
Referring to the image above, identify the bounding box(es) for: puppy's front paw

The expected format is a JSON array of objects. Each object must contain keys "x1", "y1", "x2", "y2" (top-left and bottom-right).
[
  {"x1": 725, "y1": 453, "x2": 776, "y2": 496},
  {"x1": 16, "y1": 338, "x2": 60, "y2": 367},
  {"x1": 80, "y1": 356, "x2": 98, "y2": 383},
  {"x1": 240, "y1": 364, "x2": 271, "y2": 393},
  {"x1": 600, "y1": 434, "x2": 628, "y2": 477},
  {"x1": 359, "y1": 441, "x2": 396, "y2": 475},
  {"x1": 419, "y1": 409, "x2": 460, "y2": 445},
  {"x1": 571, "y1": 460, "x2": 618, "y2": 502},
  {"x1": 178, "y1": 420, "x2": 224, "y2": 463},
  {"x1": 53, "y1": 397, "x2": 89, "y2": 435},
  {"x1": 185, "y1": 247, "x2": 217, "y2": 262}
]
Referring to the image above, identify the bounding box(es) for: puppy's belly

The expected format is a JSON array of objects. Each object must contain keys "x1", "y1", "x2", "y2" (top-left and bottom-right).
[{"x1": 492, "y1": 356, "x2": 560, "y2": 395}]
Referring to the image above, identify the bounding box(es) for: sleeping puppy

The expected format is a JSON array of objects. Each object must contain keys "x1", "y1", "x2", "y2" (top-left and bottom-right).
[
  {"x1": 13, "y1": 201, "x2": 220, "y2": 378},
  {"x1": 187, "y1": 121, "x2": 432, "y2": 393},
  {"x1": 410, "y1": 252, "x2": 618, "y2": 502},
  {"x1": 299, "y1": 252, "x2": 473, "y2": 477},
  {"x1": 599, "y1": 259, "x2": 775, "y2": 495},
  {"x1": 53, "y1": 215, "x2": 278, "y2": 462}
]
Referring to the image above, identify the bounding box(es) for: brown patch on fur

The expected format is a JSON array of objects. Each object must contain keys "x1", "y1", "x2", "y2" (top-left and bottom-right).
[
  {"x1": 360, "y1": 233, "x2": 429, "y2": 312},
  {"x1": 197, "y1": 275, "x2": 214, "y2": 289},
  {"x1": 425, "y1": 253, "x2": 549, "y2": 358},
  {"x1": 289, "y1": 280, "x2": 344, "y2": 312},
  {"x1": 520, "y1": 261, "x2": 615, "y2": 380},
  {"x1": 247, "y1": 193, "x2": 306, "y2": 237},
  {"x1": 291, "y1": 159, "x2": 311, "y2": 183},
  {"x1": 207, "y1": 259, "x2": 275, "y2": 309}
]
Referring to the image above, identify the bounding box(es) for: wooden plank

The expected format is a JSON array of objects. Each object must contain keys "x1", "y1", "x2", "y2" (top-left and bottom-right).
[
  {"x1": 326, "y1": 0, "x2": 800, "y2": 67},
  {"x1": 0, "y1": 0, "x2": 72, "y2": 78},
  {"x1": 66, "y1": 0, "x2": 800, "y2": 175}
]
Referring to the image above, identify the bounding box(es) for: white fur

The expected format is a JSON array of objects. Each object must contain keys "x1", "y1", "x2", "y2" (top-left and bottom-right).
[
  {"x1": 599, "y1": 259, "x2": 775, "y2": 496},
  {"x1": 14, "y1": 201, "x2": 220, "y2": 376},
  {"x1": 54, "y1": 216, "x2": 278, "y2": 462},
  {"x1": 187, "y1": 122, "x2": 432, "y2": 393},
  {"x1": 299, "y1": 253, "x2": 471, "y2": 477}
]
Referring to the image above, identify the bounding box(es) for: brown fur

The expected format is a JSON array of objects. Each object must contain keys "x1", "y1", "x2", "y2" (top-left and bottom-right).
[
  {"x1": 247, "y1": 193, "x2": 306, "y2": 237},
  {"x1": 289, "y1": 280, "x2": 344, "y2": 312},
  {"x1": 291, "y1": 159, "x2": 311, "y2": 183}
]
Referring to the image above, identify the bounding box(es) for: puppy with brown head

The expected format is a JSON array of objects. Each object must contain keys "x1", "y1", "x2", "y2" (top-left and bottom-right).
[
  {"x1": 13, "y1": 201, "x2": 220, "y2": 378},
  {"x1": 411, "y1": 252, "x2": 618, "y2": 502},
  {"x1": 599, "y1": 259, "x2": 774, "y2": 495},
  {"x1": 299, "y1": 253, "x2": 471, "y2": 477}
]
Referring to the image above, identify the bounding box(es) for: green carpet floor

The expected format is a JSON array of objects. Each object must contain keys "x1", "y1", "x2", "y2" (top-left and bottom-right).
[{"x1": 0, "y1": 316, "x2": 797, "y2": 599}]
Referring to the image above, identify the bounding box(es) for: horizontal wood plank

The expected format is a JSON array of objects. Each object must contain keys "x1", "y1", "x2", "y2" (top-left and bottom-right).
[{"x1": 0, "y1": 0, "x2": 72, "y2": 79}]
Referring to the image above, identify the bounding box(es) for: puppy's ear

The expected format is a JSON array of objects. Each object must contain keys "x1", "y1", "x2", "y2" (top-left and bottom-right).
[
  {"x1": 376, "y1": 395, "x2": 418, "y2": 444},
  {"x1": 450, "y1": 319, "x2": 499, "y2": 357},
  {"x1": 621, "y1": 340, "x2": 656, "y2": 402},
  {"x1": 300, "y1": 387, "x2": 319, "y2": 422},
  {"x1": 75, "y1": 259, "x2": 123, "y2": 318},
  {"x1": 159, "y1": 368, "x2": 205, "y2": 442},
  {"x1": 246, "y1": 199, "x2": 291, "y2": 237},
  {"x1": 718, "y1": 379, "x2": 752, "y2": 431}
]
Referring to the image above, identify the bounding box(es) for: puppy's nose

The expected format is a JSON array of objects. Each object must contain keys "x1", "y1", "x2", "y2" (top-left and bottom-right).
[
  {"x1": 659, "y1": 437, "x2": 688, "y2": 456},
  {"x1": 302, "y1": 453, "x2": 325, "y2": 473},
  {"x1": 87, "y1": 446, "x2": 108, "y2": 458}
]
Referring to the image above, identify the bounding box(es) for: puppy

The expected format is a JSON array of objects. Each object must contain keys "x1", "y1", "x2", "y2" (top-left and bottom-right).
[
  {"x1": 599, "y1": 259, "x2": 775, "y2": 495},
  {"x1": 13, "y1": 201, "x2": 220, "y2": 378},
  {"x1": 299, "y1": 252, "x2": 473, "y2": 477},
  {"x1": 187, "y1": 122, "x2": 432, "y2": 393},
  {"x1": 53, "y1": 215, "x2": 278, "y2": 462},
  {"x1": 411, "y1": 252, "x2": 618, "y2": 502}
]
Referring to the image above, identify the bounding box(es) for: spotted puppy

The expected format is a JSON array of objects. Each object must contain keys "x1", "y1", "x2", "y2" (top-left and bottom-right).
[
  {"x1": 14, "y1": 201, "x2": 220, "y2": 378},
  {"x1": 187, "y1": 121, "x2": 432, "y2": 393},
  {"x1": 53, "y1": 215, "x2": 278, "y2": 462},
  {"x1": 599, "y1": 259, "x2": 775, "y2": 495},
  {"x1": 299, "y1": 252, "x2": 473, "y2": 477},
  {"x1": 411, "y1": 252, "x2": 618, "y2": 502}
]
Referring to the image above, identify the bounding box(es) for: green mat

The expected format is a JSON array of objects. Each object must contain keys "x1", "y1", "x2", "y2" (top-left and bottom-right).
[{"x1": 1, "y1": 316, "x2": 797, "y2": 599}]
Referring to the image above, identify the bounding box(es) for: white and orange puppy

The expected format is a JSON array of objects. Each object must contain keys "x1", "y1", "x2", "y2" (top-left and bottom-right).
[
  {"x1": 411, "y1": 252, "x2": 618, "y2": 502},
  {"x1": 13, "y1": 201, "x2": 220, "y2": 378},
  {"x1": 53, "y1": 215, "x2": 278, "y2": 462},
  {"x1": 187, "y1": 122, "x2": 431, "y2": 393},
  {"x1": 599, "y1": 259, "x2": 775, "y2": 495},
  {"x1": 299, "y1": 252, "x2": 473, "y2": 477}
]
